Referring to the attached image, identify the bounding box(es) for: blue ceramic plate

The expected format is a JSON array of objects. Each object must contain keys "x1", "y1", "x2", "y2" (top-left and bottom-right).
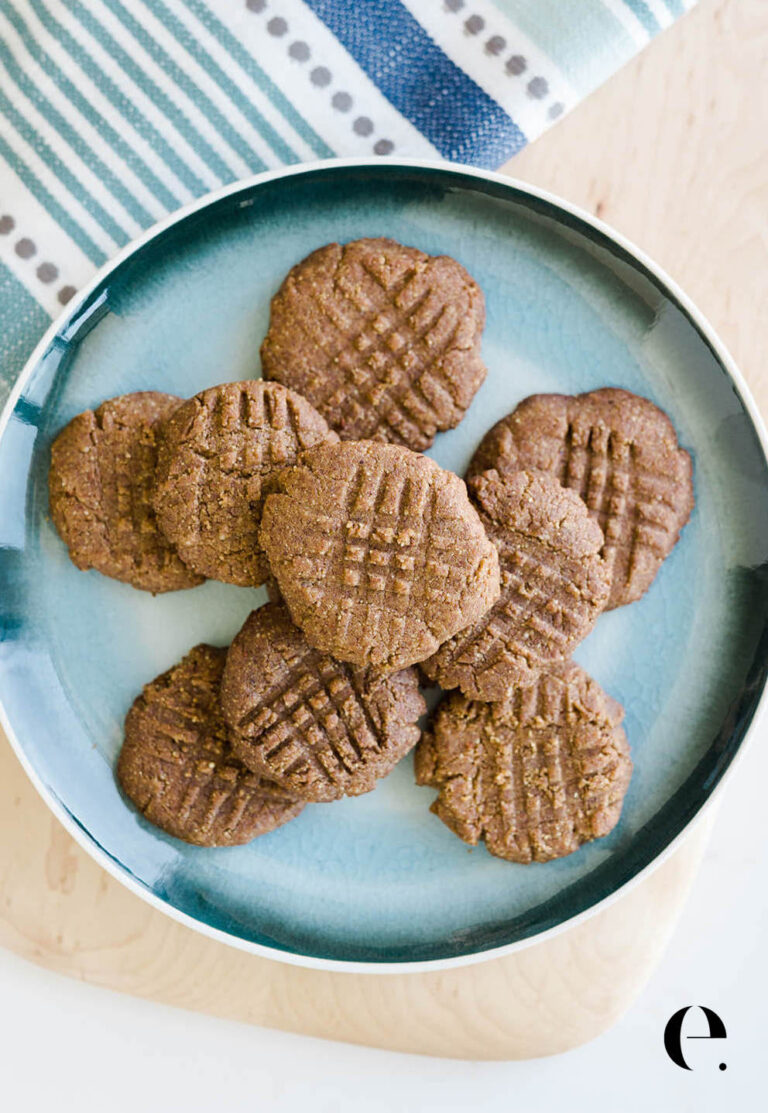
[{"x1": 2, "y1": 161, "x2": 767, "y2": 972}]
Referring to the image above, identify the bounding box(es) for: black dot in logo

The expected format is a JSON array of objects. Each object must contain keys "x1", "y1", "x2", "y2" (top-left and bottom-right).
[
  {"x1": 0, "y1": 214, "x2": 15, "y2": 234},
  {"x1": 310, "y1": 66, "x2": 331, "y2": 87},
  {"x1": 267, "y1": 17, "x2": 287, "y2": 37},
  {"x1": 719, "y1": 1063, "x2": 727, "y2": 1071},
  {"x1": 445, "y1": 0, "x2": 464, "y2": 11},
  {"x1": 332, "y1": 91, "x2": 352, "y2": 112},
  {"x1": 465, "y1": 15, "x2": 484, "y2": 35},
  {"x1": 58, "y1": 285, "x2": 76, "y2": 305},
  {"x1": 486, "y1": 35, "x2": 506, "y2": 55},
  {"x1": 374, "y1": 138, "x2": 394, "y2": 156},
  {"x1": 353, "y1": 116, "x2": 373, "y2": 137},
  {"x1": 246, "y1": 0, "x2": 266, "y2": 11}
]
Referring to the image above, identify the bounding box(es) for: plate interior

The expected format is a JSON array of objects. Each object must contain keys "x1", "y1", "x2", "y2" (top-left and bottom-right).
[{"x1": 1, "y1": 165, "x2": 767, "y2": 964}]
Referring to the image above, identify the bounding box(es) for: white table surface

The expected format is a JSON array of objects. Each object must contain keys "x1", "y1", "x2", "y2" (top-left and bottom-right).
[{"x1": 1, "y1": 711, "x2": 764, "y2": 1113}]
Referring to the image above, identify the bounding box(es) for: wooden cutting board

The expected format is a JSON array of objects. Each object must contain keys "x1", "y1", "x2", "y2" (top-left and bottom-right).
[{"x1": 1, "y1": 0, "x2": 765, "y2": 1060}]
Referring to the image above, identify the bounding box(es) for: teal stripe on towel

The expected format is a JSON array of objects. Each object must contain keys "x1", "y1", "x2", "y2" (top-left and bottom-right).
[
  {"x1": 621, "y1": 0, "x2": 661, "y2": 36},
  {"x1": 1, "y1": 0, "x2": 181, "y2": 212},
  {"x1": 139, "y1": 0, "x2": 298, "y2": 165},
  {"x1": 0, "y1": 36, "x2": 154, "y2": 229},
  {"x1": 60, "y1": 0, "x2": 239, "y2": 184},
  {"x1": 28, "y1": 0, "x2": 207, "y2": 197},
  {"x1": 0, "y1": 133, "x2": 106, "y2": 265},
  {"x1": 99, "y1": 0, "x2": 271, "y2": 172},
  {"x1": 0, "y1": 85, "x2": 129, "y2": 247},
  {"x1": 182, "y1": 0, "x2": 334, "y2": 159}
]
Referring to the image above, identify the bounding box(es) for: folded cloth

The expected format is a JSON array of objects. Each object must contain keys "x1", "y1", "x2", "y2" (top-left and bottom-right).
[{"x1": 0, "y1": 0, "x2": 696, "y2": 399}]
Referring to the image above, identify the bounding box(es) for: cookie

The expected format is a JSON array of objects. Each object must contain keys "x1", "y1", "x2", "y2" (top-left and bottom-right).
[
  {"x1": 152, "y1": 380, "x2": 336, "y2": 587},
  {"x1": 259, "y1": 440, "x2": 500, "y2": 671},
  {"x1": 117, "y1": 644, "x2": 303, "y2": 847},
  {"x1": 261, "y1": 237, "x2": 486, "y2": 451},
  {"x1": 422, "y1": 469, "x2": 610, "y2": 700},
  {"x1": 415, "y1": 662, "x2": 632, "y2": 863},
  {"x1": 49, "y1": 392, "x2": 203, "y2": 594},
  {"x1": 221, "y1": 604, "x2": 425, "y2": 803},
  {"x1": 467, "y1": 388, "x2": 694, "y2": 608}
]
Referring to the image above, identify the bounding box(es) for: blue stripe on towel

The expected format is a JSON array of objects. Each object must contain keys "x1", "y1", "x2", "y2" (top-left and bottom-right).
[{"x1": 303, "y1": 0, "x2": 526, "y2": 167}]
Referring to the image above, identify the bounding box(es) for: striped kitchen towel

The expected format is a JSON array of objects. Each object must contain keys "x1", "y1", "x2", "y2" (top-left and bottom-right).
[{"x1": 0, "y1": 0, "x2": 697, "y2": 399}]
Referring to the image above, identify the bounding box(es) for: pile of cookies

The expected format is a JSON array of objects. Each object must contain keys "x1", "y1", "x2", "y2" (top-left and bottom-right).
[{"x1": 48, "y1": 237, "x2": 694, "y2": 863}]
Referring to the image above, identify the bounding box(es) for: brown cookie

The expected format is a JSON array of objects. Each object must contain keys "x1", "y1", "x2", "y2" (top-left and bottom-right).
[
  {"x1": 261, "y1": 237, "x2": 486, "y2": 451},
  {"x1": 467, "y1": 388, "x2": 694, "y2": 608},
  {"x1": 415, "y1": 662, "x2": 632, "y2": 864},
  {"x1": 152, "y1": 380, "x2": 337, "y2": 587},
  {"x1": 49, "y1": 392, "x2": 203, "y2": 594},
  {"x1": 259, "y1": 440, "x2": 500, "y2": 671},
  {"x1": 117, "y1": 644, "x2": 303, "y2": 847},
  {"x1": 221, "y1": 604, "x2": 426, "y2": 803},
  {"x1": 422, "y1": 469, "x2": 610, "y2": 700}
]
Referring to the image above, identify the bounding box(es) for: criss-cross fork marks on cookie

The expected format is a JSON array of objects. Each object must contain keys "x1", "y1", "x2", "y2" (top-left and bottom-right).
[
  {"x1": 117, "y1": 646, "x2": 301, "y2": 847},
  {"x1": 336, "y1": 461, "x2": 446, "y2": 607},
  {"x1": 260, "y1": 442, "x2": 500, "y2": 671},
  {"x1": 416, "y1": 667, "x2": 632, "y2": 864},
  {"x1": 223, "y1": 604, "x2": 424, "y2": 801},
  {"x1": 434, "y1": 535, "x2": 587, "y2": 682},
  {"x1": 555, "y1": 419, "x2": 688, "y2": 597},
  {"x1": 262, "y1": 240, "x2": 486, "y2": 450},
  {"x1": 467, "y1": 389, "x2": 694, "y2": 609},
  {"x1": 448, "y1": 715, "x2": 629, "y2": 864},
  {"x1": 307, "y1": 263, "x2": 465, "y2": 448},
  {"x1": 236, "y1": 652, "x2": 387, "y2": 791},
  {"x1": 304, "y1": 461, "x2": 480, "y2": 659},
  {"x1": 423, "y1": 469, "x2": 608, "y2": 700},
  {"x1": 189, "y1": 383, "x2": 329, "y2": 477},
  {"x1": 152, "y1": 381, "x2": 334, "y2": 587},
  {"x1": 135, "y1": 706, "x2": 263, "y2": 844},
  {"x1": 49, "y1": 392, "x2": 203, "y2": 593}
]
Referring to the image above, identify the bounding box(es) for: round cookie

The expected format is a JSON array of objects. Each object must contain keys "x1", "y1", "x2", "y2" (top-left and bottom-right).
[
  {"x1": 422, "y1": 469, "x2": 610, "y2": 700},
  {"x1": 221, "y1": 604, "x2": 426, "y2": 803},
  {"x1": 152, "y1": 380, "x2": 337, "y2": 587},
  {"x1": 415, "y1": 662, "x2": 632, "y2": 864},
  {"x1": 467, "y1": 388, "x2": 694, "y2": 608},
  {"x1": 117, "y1": 644, "x2": 303, "y2": 847},
  {"x1": 259, "y1": 440, "x2": 501, "y2": 671},
  {"x1": 49, "y1": 392, "x2": 203, "y2": 594},
  {"x1": 261, "y1": 237, "x2": 487, "y2": 451}
]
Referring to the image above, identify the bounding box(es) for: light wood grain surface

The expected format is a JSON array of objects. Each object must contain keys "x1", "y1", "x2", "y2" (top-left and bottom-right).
[{"x1": 1, "y1": 0, "x2": 766, "y2": 1061}]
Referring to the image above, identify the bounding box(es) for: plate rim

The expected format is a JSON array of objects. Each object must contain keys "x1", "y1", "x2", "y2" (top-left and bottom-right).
[{"x1": 1, "y1": 155, "x2": 767, "y2": 975}]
